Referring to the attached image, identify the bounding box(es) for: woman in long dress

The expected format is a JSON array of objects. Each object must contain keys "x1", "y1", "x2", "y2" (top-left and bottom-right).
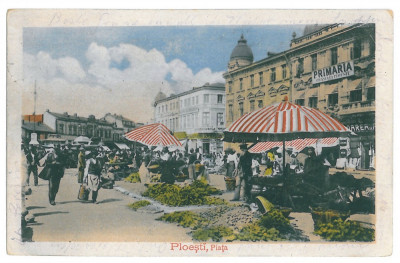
[{"x1": 225, "y1": 149, "x2": 238, "y2": 178}]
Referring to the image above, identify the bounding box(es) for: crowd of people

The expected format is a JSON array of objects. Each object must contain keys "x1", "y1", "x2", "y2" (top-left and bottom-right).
[{"x1": 21, "y1": 140, "x2": 334, "y2": 206}]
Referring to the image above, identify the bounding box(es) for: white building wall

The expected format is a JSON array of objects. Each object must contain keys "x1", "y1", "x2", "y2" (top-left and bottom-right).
[{"x1": 43, "y1": 111, "x2": 57, "y2": 132}]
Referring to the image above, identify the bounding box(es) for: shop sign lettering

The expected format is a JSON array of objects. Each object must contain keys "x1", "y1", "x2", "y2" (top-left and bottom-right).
[
  {"x1": 346, "y1": 124, "x2": 375, "y2": 132},
  {"x1": 312, "y1": 61, "x2": 354, "y2": 84}
]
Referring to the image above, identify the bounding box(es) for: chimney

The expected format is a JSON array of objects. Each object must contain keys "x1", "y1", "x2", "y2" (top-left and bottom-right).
[
  {"x1": 63, "y1": 112, "x2": 68, "y2": 116},
  {"x1": 74, "y1": 113, "x2": 78, "y2": 117}
]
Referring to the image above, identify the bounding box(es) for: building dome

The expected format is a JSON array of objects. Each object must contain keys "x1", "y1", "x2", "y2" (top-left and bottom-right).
[
  {"x1": 154, "y1": 91, "x2": 167, "y2": 102},
  {"x1": 230, "y1": 34, "x2": 254, "y2": 62}
]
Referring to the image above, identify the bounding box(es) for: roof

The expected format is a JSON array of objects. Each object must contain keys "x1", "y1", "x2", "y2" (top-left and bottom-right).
[
  {"x1": 21, "y1": 122, "x2": 54, "y2": 133},
  {"x1": 230, "y1": 34, "x2": 254, "y2": 62},
  {"x1": 154, "y1": 82, "x2": 225, "y2": 104},
  {"x1": 47, "y1": 111, "x2": 112, "y2": 126}
]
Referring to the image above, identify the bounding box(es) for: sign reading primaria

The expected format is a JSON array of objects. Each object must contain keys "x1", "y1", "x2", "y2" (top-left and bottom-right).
[{"x1": 312, "y1": 61, "x2": 354, "y2": 84}]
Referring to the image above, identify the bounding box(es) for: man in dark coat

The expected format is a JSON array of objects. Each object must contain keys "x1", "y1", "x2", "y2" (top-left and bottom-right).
[
  {"x1": 233, "y1": 144, "x2": 253, "y2": 202},
  {"x1": 26, "y1": 146, "x2": 39, "y2": 186},
  {"x1": 46, "y1": 146, "x2": 66, "y2": 205}
]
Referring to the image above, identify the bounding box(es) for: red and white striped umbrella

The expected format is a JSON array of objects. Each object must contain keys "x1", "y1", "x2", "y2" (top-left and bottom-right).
[
  {"x1": 124, "y1": 123, "x2": 182, "y2": 147},
  {"x1": 224, "y1": 101, "x2": 350, "y2": 142}
]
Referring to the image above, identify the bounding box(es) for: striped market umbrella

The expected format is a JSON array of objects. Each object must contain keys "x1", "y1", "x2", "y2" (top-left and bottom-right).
[
  {"x1": 124, "y1": 123, "x2": 182, "y2": 147},
  {"x1": 224, "y1": 100, "x2": 351, "y2": 178},
  {"x1": 224, "y1": 101, "x2": 350, "y2": 143}
]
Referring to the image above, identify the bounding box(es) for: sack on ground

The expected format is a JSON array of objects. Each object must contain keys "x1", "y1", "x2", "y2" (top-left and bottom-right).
[
  {"x1": 38, "y1": 165, "x2": 51, "y2": 180},
  {"x1": 78, "y1": 184, "x2": 89, "y2": 201}
]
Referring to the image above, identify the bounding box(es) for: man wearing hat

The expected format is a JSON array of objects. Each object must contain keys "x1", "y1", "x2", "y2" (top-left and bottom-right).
[
  {"x1": 233, "y1": 144, "x2": 253, "y2": 202},
  {"x1": 77, "y1": 146, "x2": 85, "y2": 183},
  {"x1": 83, "y1": 150, "x2": 102, "y2": 203}
]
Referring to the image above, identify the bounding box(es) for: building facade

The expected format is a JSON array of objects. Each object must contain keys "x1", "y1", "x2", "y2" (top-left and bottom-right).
[
  {"x1": 103, "y1": 113, "x2": 137, "y2": 134},
  {"x1": 43, "y1": 110, "x2": 117, "y2": 143},
  {"x1": 154, "y1": 83, "x2": 226, "y2": 154},
  {"x1": 224, "y1": 24, "x2": 375, "y2": 169}
]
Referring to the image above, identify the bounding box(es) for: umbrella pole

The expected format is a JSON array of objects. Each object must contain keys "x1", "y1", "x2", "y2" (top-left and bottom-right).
[{"x1": 282, "y1": 139, "x2": 295, "y2": 209}]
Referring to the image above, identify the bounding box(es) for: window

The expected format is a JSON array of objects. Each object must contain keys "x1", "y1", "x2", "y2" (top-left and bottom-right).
[
  {"x1": 250, "y1": 74, "x2": 254, "y2": 87},
  {"x1": 328, "y1": 93, "x2": 338, "y2": 107},
  {"x1": 259, "y1": 72, "x2": 264, "y2": 85},
  {"x1": 270, "y1": 68, "x2": 276, "y2": 82},
  {"x1": 250, "y1": 100, "x2": 255, "y2": 112},
  {"x1": 166, "y1": 105, "x2": 168, "y2": 112},
  {"x1": 311, "y1": 54, "x2": 317, "y2": 71},
  {"x1": 158, "y1": 107, "x2": 160, "y2": 113},
  {"x1": 176, "y1": 101, "x2": 179, "y2": 109},
  {"x1": 69, "y1": 125, "x2": 73, "y2": 135},
  {"x1": 191, "y1": 97, "x2": 195, "y2": 105},
  {"x1": 58, "y1": 124, "x2": 64, "y2": 134},
  {"x1": 349, "y1": 90, "x2": 362, "y2": 102},
  {"x1": 367, "y1": 87, "x2": 375, "y2": 101},
  {"x1": 351, "y1": 40, "x2": 361, "y2": 59},
  {"x1": 228, "y1": 81, "x2": 232, "y2": 93},
  {"x1": 308, "y1": 97, "x2": 318, "y2": 108},
  {"x1": 258, "y1": 100, "x2": 264, "y2": 109},
  {"x1": 217, "y1": 113, "x2": 224, "y2": 126},
  {"x1": 217, "y1": 94, "x2": 223, "y2": 103},
  {"x1": 204, "y1": 94, "x2": 210, "y2": 103},
  {"x1": 281, "y1": 64, "x2": 287, "y2": 79},
  {"x1": 296, "y1": 58, "x2": 304, "y2": 77},
  {"x1": 239, "y1": 102, "x2": 244, "y2": 116},
  {"x1": 196, "y1": 96, "x2": 199, "y2": 104},
  {"x1": 229, "y1": 104, "x2": 233, "y2": 121},
  {"x1": 331, "y1": 47, "x2": 338, "y2": 65},
  {"x1": 73, "y1": 125, "x2": 77, "y2": 135},
  {"x1": 295, "y1": 99, "x2": 305, "y2": 106},
  {"x1": 202, "y1": 112, "x2": 210, "y2": 126},
  {"x1": 239, "y1": 78, "x2": 243, "y2": 90}
]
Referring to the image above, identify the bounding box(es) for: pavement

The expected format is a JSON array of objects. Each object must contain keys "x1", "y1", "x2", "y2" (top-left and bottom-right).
[
  {"x1": 24, "y1": 168, "x2": 192, "y2": 242},
  {"x1": 23, "y1": 168, "x2": 375, "y2": 243}
]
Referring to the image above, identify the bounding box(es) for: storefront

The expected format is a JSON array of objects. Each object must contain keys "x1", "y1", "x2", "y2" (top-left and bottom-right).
[{"x1": 340, "y1": 112, "x2": 375, "y2": 170}]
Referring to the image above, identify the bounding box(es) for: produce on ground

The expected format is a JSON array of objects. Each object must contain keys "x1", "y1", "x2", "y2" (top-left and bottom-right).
[
  {"x1": 142, "y1": 180, "x2": 223, "y2": 206},
  {"x1": 124, "y1": 172, "x2": 141, "y2": 183},
  {"x1": 127, "y1": 200, "x2": 151, "y2": 210},
  {"x1": 314, "y1": 219, "x2": 374, "y2": 241}
]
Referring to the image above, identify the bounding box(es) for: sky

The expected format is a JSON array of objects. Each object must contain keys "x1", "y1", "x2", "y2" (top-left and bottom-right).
[{"x1": 23, "y1": 25, "x2": 305, "y2": 123}]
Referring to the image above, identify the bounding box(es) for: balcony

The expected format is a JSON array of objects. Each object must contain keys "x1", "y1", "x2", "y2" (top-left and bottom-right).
[{"x1": 340, "y1": 100, "x2": 375, "y2": 115}]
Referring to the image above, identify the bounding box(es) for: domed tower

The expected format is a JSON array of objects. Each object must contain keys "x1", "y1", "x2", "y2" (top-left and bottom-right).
[
  {"x1": 228, "y1": 34, "x2": 254, "y2": 72},
  {"x1": 153, "y1": 91, "x2": 167, "y2": 106}
]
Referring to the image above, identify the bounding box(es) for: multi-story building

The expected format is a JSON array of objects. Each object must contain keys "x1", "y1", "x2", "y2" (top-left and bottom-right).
[
  {"x1": 103, "y1": 113, "x2": 137, "y2": 134},
  {"x1": 223, "y1": 24, "x2": 375, "y2": 169},
  {"x1": 154, "y1": 83, "x2": 226, "y2": 154},
  {"x1": 153, "y1": 92, "x2": 180, "y2": 132},
  {"x1": 43, "y1": 110, "x2": 116, "y2": 143}
]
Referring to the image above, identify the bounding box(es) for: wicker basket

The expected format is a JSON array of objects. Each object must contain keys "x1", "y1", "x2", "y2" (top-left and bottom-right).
[{"x1": 224, "y1": 177, "x2": 236, "y2": 191}]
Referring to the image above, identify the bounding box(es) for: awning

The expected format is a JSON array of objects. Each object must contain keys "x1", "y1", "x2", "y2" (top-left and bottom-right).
[
  {"x1": 317, "y1": 137, "x2": 339, "y2": 147},
  {"x1": 366, "y1": 76, "x2": 375, "y2": 88},
  {"x1": 249, "y1": 141, "x2": 282, "y2": 153},
  {"x1": 249, "y1": 137, "x2": 338, "y2": 153},
  {"x1": 115, "y1": 143, "x2": 130, "y2": 150},
  {"x1": 174, "y1": 132, "x2": 187, "y2": 140},
  {"x1": 286, "y1": 138, "x2": 318, "y2": 151}
]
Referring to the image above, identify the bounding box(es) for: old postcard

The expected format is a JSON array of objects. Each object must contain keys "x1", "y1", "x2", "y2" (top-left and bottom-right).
[{"x1": 6, "y1": 9, "x2": 393, "y2": 256}]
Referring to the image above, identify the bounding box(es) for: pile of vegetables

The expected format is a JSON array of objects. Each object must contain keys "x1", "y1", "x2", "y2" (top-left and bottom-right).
[
  {"x1": 157, "y1": 211, "x2": 208, "y2": 228},
  {"x1": 127, "y1": 200, "x2": 151, "y2": 210},
  {"x1": 142, "y1": 180, "x2": 223, "y2": 206},
  {"x1": 159, "y1": 209, "x2": 295, "y2": 242},
  {"x1": 314, "y1": 219, "x2": 374, "y2": 242},
  {"x1": 124, "y1": 172, "x2": 141, "y2": 183}
]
